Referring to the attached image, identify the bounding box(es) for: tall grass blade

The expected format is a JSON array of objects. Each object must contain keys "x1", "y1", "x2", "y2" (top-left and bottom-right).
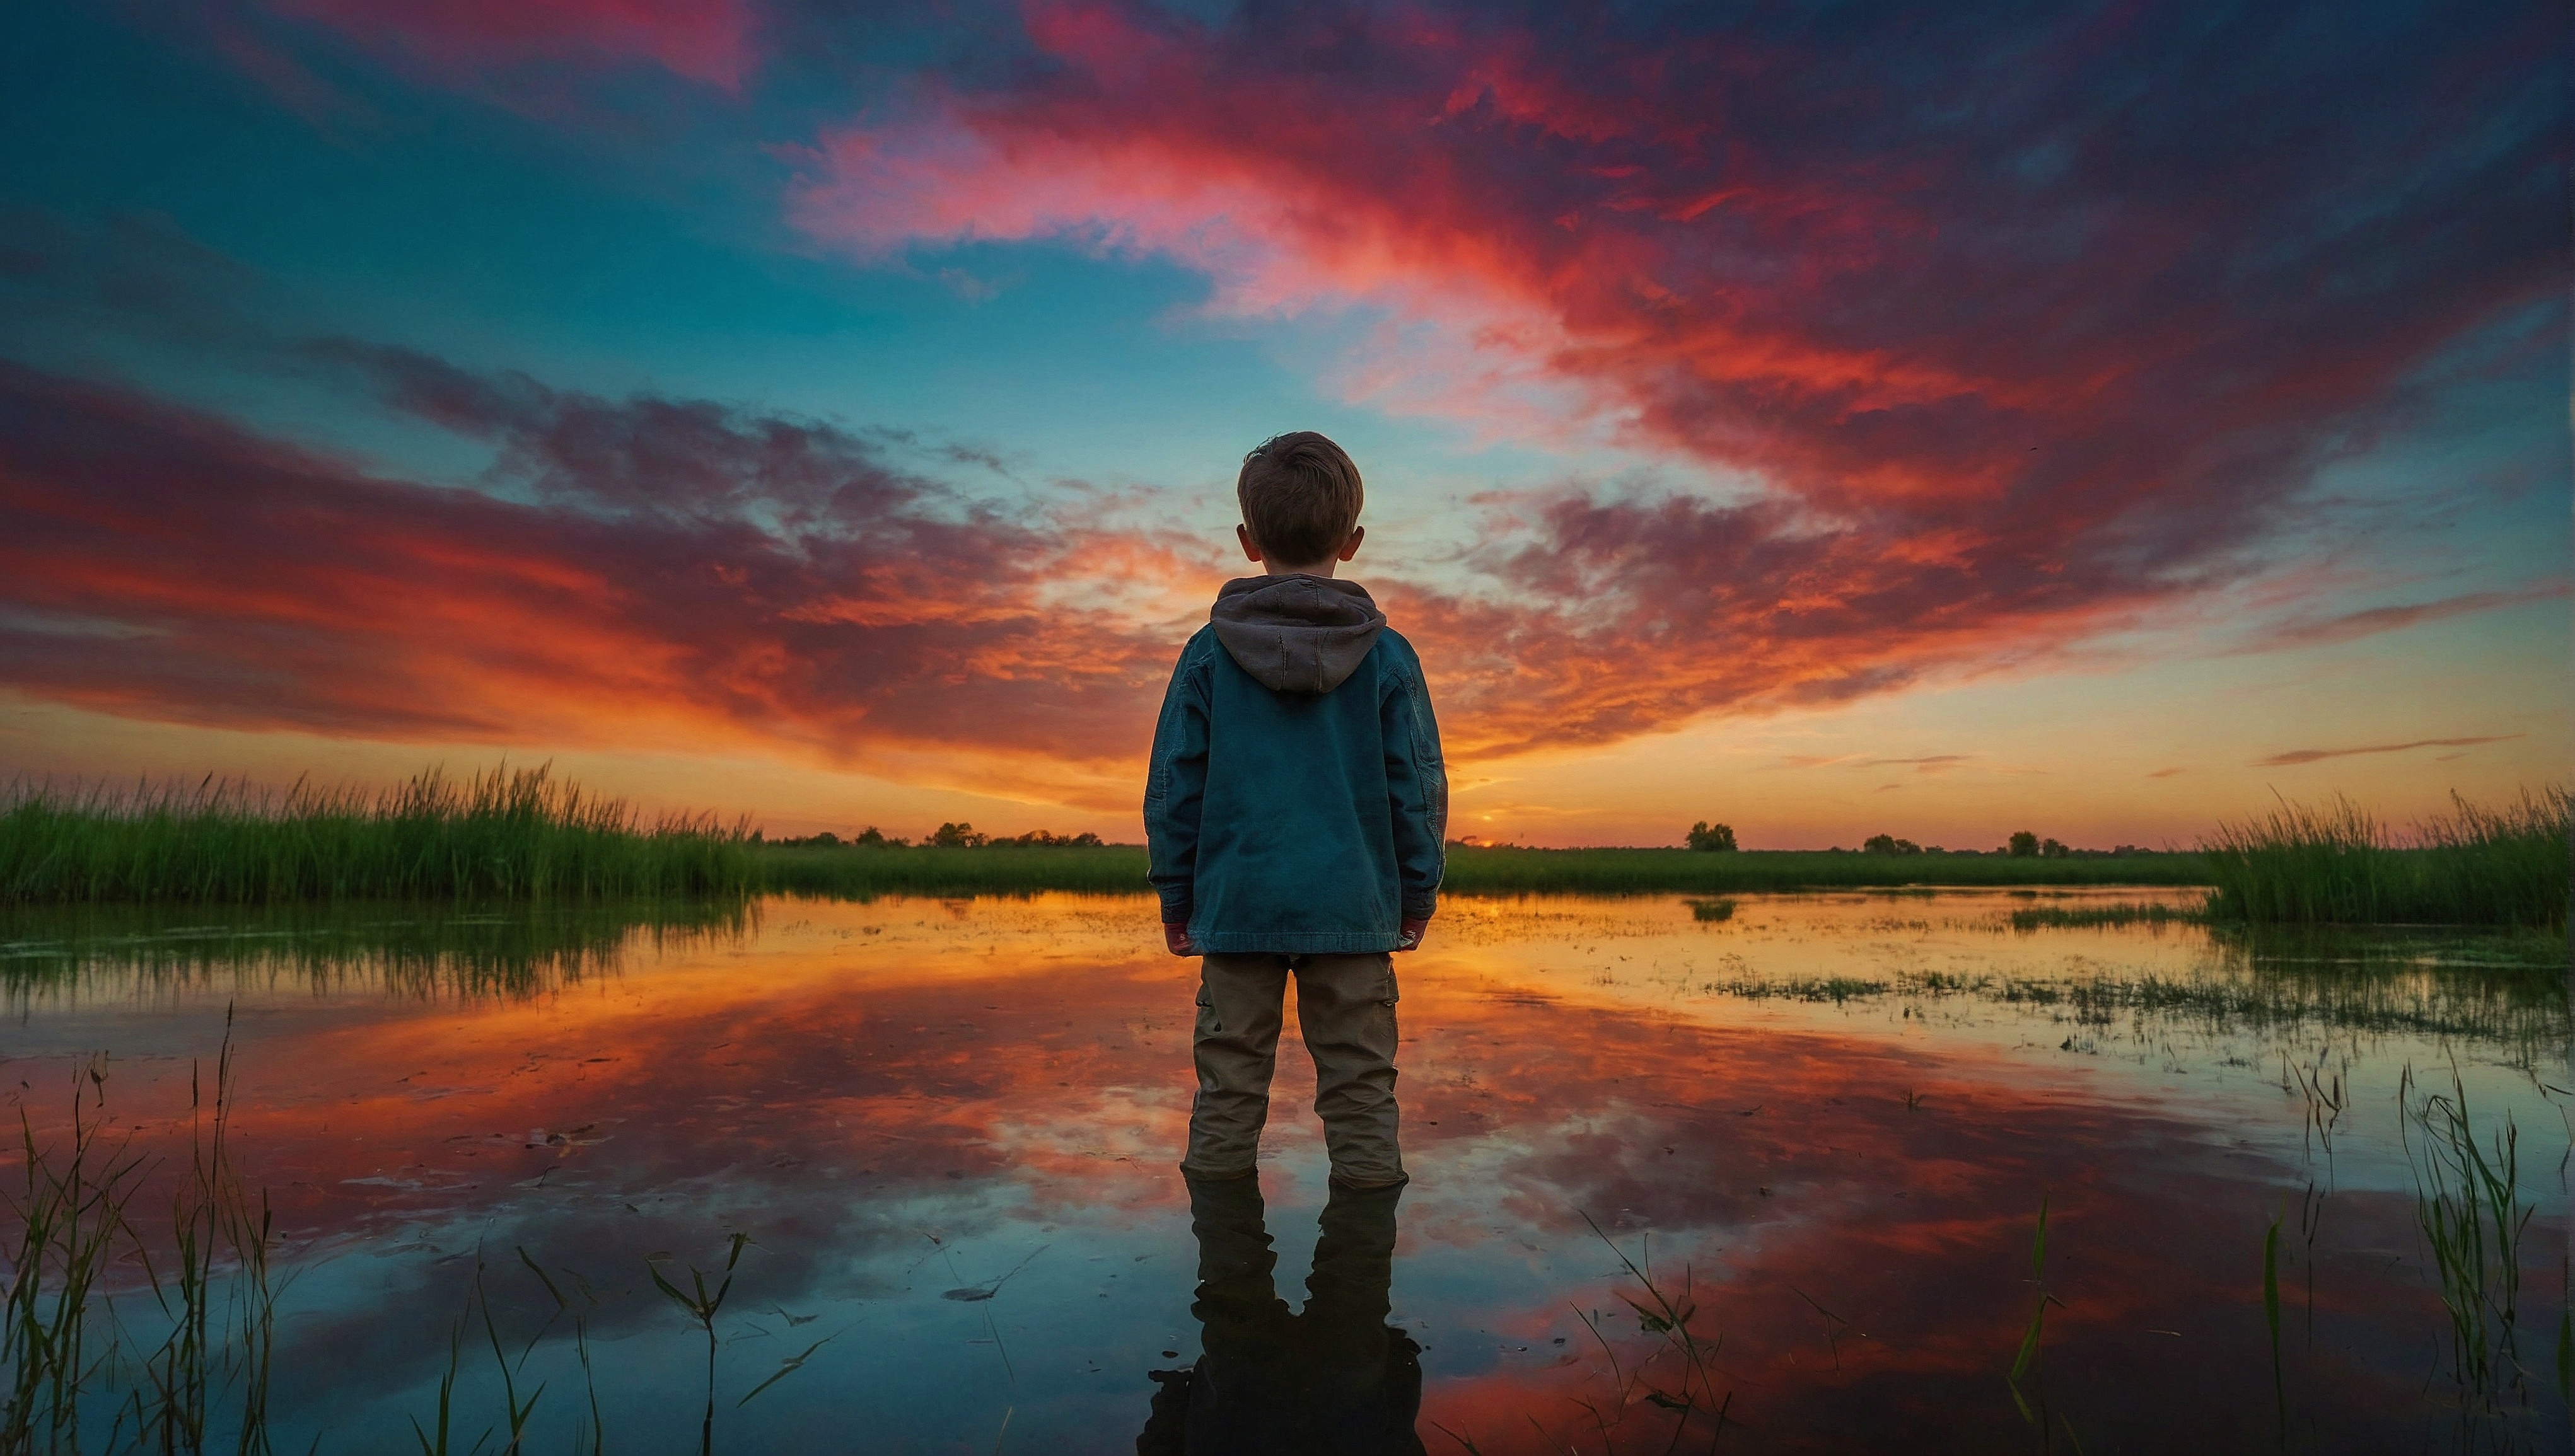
[{"x1": 2262, "y1": 1201, "x2": 2284, "y2": 1442}]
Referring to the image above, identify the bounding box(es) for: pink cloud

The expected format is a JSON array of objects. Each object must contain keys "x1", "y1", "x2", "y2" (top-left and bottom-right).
[{"x1": 782, "y1": 0, "x2": 2559, "y2": 733}]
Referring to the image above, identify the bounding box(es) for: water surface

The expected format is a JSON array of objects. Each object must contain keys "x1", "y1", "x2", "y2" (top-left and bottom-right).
[{"x1": 4, "y1": 892, "x2": 2566, "y2": 1453}]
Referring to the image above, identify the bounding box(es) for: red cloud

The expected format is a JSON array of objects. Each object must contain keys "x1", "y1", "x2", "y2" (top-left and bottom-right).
[
  {"x1": 782, "y1": 0, "x2": 2559, "y2": 753},
  {"x1": 0, "y1": 334, "x2": 2540, "y2": 779},
  {"x1": 0, "y1": 348, "x2": 2163, "y2": 775},
  {"x1": 69, "y1": 3, "x2": 2559, "y2": 780},
  {"x1": 0, "y1": 359, "x2": 1182, "y2": 784}
]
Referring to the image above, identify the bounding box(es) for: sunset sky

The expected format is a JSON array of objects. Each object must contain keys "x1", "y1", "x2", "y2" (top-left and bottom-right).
[{"x1": 1, "y1": 1, "x2": 2564, "y2": 849}]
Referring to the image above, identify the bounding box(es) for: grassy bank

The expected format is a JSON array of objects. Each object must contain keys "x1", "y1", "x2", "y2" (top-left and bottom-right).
[
  {"x1": 758, "y1": 843, "x2": 2211, "y2": 901},
  {"x1": 10, "y1": 765, "x2": 2558, "y2": 931},
  {"x1": 2203, "y1": 789, "x2": 2569, "y2": 931},
  {"x1": 1441, "y1": 847, "x2": 2207, "y2": 895},
  {"x1": 0, "y1": 768, "x2": 756, "y2": 904}
]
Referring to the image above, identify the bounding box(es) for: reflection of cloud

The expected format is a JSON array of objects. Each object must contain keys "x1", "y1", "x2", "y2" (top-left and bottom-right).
[
  {"x1": 2253, "y1": 735, "x2": 2520, "y2": 767},
  {"x1": 11, "y1": 899, "x2": 2533, "y2": 1448}
]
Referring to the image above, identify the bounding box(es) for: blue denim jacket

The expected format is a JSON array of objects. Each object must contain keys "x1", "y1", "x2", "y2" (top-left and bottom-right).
[{"x1": 1144, "y1": 577, "x2": 1447, "y2": 954}]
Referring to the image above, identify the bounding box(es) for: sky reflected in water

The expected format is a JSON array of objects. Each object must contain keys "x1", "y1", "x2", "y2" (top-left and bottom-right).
[{"x1": 3, "y1": 892, "x2": 2566, "y2": 1453}]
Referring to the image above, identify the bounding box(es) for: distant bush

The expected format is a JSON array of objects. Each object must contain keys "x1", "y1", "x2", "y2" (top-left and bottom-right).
[
  {"x1": 1685, "y1": 821, "x2": 1738, "y2": 852},
  {"x1": 1862, "y1": 834, "x2": 1922, "y2": 856},
  {"x1": 2007, "y1": 831, "x2": 2039, "y2": 858}
]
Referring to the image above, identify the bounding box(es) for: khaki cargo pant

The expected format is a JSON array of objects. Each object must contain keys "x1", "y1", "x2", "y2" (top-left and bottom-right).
[{"x1": 1182, "y1": 952, "x2": 1406, "y2": 1187}]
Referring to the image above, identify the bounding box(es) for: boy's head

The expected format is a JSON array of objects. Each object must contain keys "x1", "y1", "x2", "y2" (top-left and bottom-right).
[{"x1": 1236, "y1": 431, "x2": 1364, "y2": 574}]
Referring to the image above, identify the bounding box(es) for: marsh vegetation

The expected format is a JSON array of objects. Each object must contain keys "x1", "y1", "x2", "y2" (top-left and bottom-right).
[
  {"x1": 2203, "y1": 787, "x2": 2570, "y2": 931},
  {"x1": 1, "y1": 768, "x2": 757, "y2": 906},
  {"x1": 6, "y1": 770, "x2": 2563, "y2": 940}
]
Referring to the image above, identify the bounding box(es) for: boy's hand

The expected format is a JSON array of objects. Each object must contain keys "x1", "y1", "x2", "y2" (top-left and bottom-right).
[
  {"x1": 1395, "y1": 916, "x2": 1430, "y2": 952},
  {"x1": 1163, "y1": 922, "x2": 1197, "y2": 957}
]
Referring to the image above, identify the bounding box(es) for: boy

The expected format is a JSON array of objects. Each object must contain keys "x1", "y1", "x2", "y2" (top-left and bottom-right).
[{"x1": 1143, "y1": 431, "x2": 1446, "y2": 1191}]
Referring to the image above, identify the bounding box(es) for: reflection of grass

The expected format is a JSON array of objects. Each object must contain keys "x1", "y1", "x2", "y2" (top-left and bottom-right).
[
  {"x1": 0, "y1": 898, "x2": 749, "y2": 1005},
  {"x1": 1686, "y1": 898, "x2": 1736, "y2": 923},
  {"x1": 2204, "y1": 788, "x2": 2569, "y2": 929},
  {"x1": 2, "y1": 766, "x2": 757, "y2": 905}
]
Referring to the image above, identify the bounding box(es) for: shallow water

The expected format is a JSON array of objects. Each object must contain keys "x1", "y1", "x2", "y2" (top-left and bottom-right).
[{"x1": 3, "y1": 891, "x2": 2566, "y2": 1453}]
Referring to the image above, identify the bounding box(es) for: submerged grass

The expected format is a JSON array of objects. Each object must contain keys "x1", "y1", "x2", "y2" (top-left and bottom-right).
[
  {"x1": 2008, "y1": 899, "x2": 2208, "y2": 932},
  {"x1": 2203, "y1": 787, "x2": 2569, "y2": 930},
  {"x1": 2, "y1": 767, "x2": 757, "y2": 906},
  {"x1": 1705, "y1": 925, "x2": 2567, "y2": 1063},
  {"x1": 2400, "y1": 1065, "x2": 2539, "y2": 1423}
]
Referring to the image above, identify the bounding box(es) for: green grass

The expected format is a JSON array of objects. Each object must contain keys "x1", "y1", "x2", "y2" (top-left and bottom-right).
[
  {"x1": 1445, "y1": 847, "x2": 2208, "y2": 894},
  {"x1": 1, "y1": 768, "x2": 757, "y2": 905},
  {"x1": 2203, "y1": 788, "x2": 2569, "y2": 930},
  {"x1": 757, "y1": 844, "x2": 2209, "y2": 901},
  {"x1": 12, "y1": 766, "x2": 2558, "y2": 933}
]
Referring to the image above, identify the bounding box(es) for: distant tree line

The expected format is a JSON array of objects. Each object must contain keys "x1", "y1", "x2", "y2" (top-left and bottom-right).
[
  {"x1": 1680, "y1": 820, "x2": 2161, "y2": 856},
  {"x1": 758, "y1": 821, "x2": 1107, "y2": 850}
]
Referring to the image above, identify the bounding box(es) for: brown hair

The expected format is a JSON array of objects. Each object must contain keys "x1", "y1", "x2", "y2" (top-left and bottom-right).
[{"x1": 1236, "y1": 431, "x2": 1364, "y2": 566}]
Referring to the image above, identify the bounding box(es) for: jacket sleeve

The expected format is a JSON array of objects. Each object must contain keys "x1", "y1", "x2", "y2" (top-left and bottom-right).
[
  {"x1": 1381, "y1": 648, "x2": 1448, "y2": 920},
  {"x1": 1142, "y1": 637, "x2": 1211, "y2": 924}
]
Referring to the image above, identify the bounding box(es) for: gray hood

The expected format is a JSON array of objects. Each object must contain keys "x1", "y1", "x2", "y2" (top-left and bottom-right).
[{"x1": 1208, "y1": 575, "x2": 1387, "y2": 694}]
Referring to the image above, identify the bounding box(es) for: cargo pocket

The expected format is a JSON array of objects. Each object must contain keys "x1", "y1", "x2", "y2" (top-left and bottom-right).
[
  {"x1": 1194, "y1": 981, "x2": 1220, "y2": 1036},
  {"x1": 1378, "y1": 958, "x2": 1400, "y2": 1008}
]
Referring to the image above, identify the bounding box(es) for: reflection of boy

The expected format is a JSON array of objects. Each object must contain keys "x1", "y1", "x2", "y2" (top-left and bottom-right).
[
  {"x1": 1143, "y1": 432, "x2": 1447, "y2": 1190},
  {"x1": 1136, "y1": 1177, "x2": 1425, "y2": 1455}
]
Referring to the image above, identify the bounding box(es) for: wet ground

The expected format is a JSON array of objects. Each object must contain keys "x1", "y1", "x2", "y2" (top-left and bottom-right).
[{"x1": 3, "y1": 891, "x2": 2567, "y2": 1453}]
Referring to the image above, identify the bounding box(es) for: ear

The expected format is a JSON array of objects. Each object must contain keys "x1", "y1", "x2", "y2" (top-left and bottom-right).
[
  {"x1": 1336, "y1": 524, "x2": 1365, "y2": 563},
  {"x1": 1236, "y1": 524, "x2": 1263, "y2": 562}
]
